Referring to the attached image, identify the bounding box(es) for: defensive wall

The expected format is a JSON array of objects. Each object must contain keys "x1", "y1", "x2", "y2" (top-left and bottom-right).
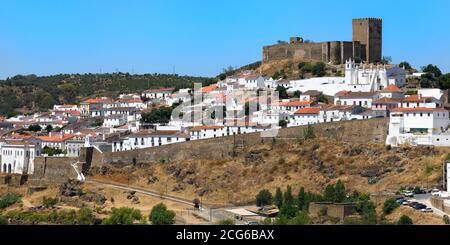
[{"x1": 25, "y1": 118, "x2": 388, "y2": 186}]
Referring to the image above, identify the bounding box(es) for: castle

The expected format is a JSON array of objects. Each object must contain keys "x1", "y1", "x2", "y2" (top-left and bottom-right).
[{"x1": 263, "y1": 18, "x2": 382, "y2": 64}]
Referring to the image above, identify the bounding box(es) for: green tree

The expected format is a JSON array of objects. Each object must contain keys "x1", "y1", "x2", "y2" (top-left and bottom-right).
[
  {"x1": 278, "y1": 120, "x2": 288, "y2": 128},
  {"x1": 256, "y1": 189, "x2": 273, "y2": 207},
  {"x1": 383, "y1": 198, "x2": 400, "y2": 215},
  {"x1": 149, "y1": 203, "x2": 176, "y2": 225},
  {"x1": 293, "y1": 90, "x2": 302, "y2": 98},
  {"x1": 312, "y1": 62, "x2": 326, "y2": 77},
  {"x1": 217, "y1": 219, "x2": 235, "y2": 225},
  {"x1": 45, "y1": 125, "x2": 53, "y2": 132},
  {"x1": 141, "y1": 107, "x2": 174, "y2": 124},
  {"x1": 399, "y1": 61, "x2": 412, "y2": 71},
  {"x1": 397, "y1": 215, "x2": 413, "y2": 225},
  {"x1": 284, "y1": 186, "x2": 294, "y2": 205},
  {"x1": 288, "y1": 211, "x2": 311, "y2": 225},
  {"x1": 274, "y1": 187, "x2": 283, "y2": 209},
  {"x1": 28, "y1": 125, "x2": 42, "y2": 132},
  {"x1": 298, "y1": 187, "x2": 306, "y2": 210},
  {"x1": 275, "y1": 85, "x2": 289, "y2": 99},
  {"x1": 443, "y1": 215, "x2": 450, "y2": 225},
  {"x1": 422, "y1": 64, "x2": 442, "y2": 77},
  {"x1": 91, "y1": 117, "x2": 104, "y2": 127},
  {"x1": 438, "y1": 73, "x2": 450, "y2": 90},
  {"x1": 103, "y1": 207, "x2": 142, "y2": 225},
  {"x1": 381, "y1": 56, "x2": 392, "y2": 65}
]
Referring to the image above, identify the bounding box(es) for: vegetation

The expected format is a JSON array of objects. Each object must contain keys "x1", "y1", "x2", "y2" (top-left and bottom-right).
[
  {"x1": 0, "y1": 193, "x2": 22, "y2": 209},
  {"x1": 397, "y1": 215, "x2": 413, "y2": 225},
  {"x1": 399, "y1": 61, "x2": 413, "y2": 72},
  {"x1": 0, "y1": 215, "x2": 7, "y2": 225},
  {"x1": 381, "y1": 56, "x2": 392, "y2": 65},
  {"x1": 278, "y1": 120, "x2": 288, "y2": 128},
  {"x1": 217, "y1": 219, "x2": 235, "y2": 225},
  {"x1": 91, "y1": 117, "x2": 104, "y2": 127},
  {"x1": 103, "y1": 207, "x2": 142, "y2": 225},
  {"x1": 42, "y1": 196, "x2": 58, "y2": 208},
  {"x1": 274, "y1": 187, "x2": 283, "y2": 209},
  {"x1": 323, "y1": 180, "x2": 346, "y2": 203},
  {"x1": 28, "y1": 125, "x2": 42, "y2": 132},
  {"x1": 4, "y1": 208, "x2": 97, "y2": 225},
  {"x1": 256, "y1": 189, "x2": 273, "y2": 207},
  {"x1": 141, "y1": 106, "x2": 176, "y2": 124},
  {"x1": 149, "y1": 203, "x2": 176, "y2": 225},
  {"x1": 382, "y1": 198, "x2": 400, "y2": 215},
  {"x1": 0, "y1": 73, "x2": 214, "y2": 115},
  {"x1": 443, "y1": 215, "x2": 450, "y2": 225},
  {"x1": 275, "y1": 85, "x2": 289, "y2": 99},
  {"x1": 42, "y1": 146, "x2": 66, "y2": 156},
  {"x1": 302, "y1": 124, "x2": 316, "y2": 140}
]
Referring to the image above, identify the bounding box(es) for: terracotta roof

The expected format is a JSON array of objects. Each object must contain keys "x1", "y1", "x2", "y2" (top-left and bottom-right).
[
  {"x1": 279, "y1": 101, "x2": 312, "y2": 107},
  {"x1": 38, "y1": 134, "x2": 75, "y2": 142},
  {"x1": 5, "y1": 141, "x2": 35, "y2": 146},
  {"x1": 403, "y1": 95, "x2": 433, "y2": 102},
  {"x1": 294, "y1": 107, "x2": 321, "y2": 114},
  {"x1": 373, "y1": 97, "x2": 402, "y2": 104},
  {"x1": 198, "y1": 84, "x2": 218, "y2": 93},
  {"x1": 82, "y1": 98, "x2": 112, "y2": 104},
  {"x1": 391, "y1": 107, "x2": 448, "y2": 113},
  {"x1": 382, "y1": 84, "x2": 402, "y2": 93},
  {"x1": 336, "y1": 92, "x2": 377, "y2": 98},
  {"x1": 335, "y1": 91, "x2": 352, "y2": 96}
]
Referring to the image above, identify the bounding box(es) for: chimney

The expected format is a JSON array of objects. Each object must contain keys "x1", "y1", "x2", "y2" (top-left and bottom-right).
[{"x1": 60, "y1": 131, "x2": 64, "y2": 139}]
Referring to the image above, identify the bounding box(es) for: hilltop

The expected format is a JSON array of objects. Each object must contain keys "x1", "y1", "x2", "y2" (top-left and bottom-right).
[{"x1": 0, "y1": 73, "x2": 215, "y2": 116}]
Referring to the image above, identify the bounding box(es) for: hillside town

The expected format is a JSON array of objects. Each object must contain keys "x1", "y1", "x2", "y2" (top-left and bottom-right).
[
  {"x1": 2, "y1": 10, "x2": 450, "y2": 231},
  {"x1": 1, "y1": 57, "x2": 450, "y2": 177}
]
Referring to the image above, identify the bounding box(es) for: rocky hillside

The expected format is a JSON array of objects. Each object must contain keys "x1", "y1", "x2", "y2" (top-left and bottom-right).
[{"x1": 90, "y1": 135, "x2": 448, "y2": 206}]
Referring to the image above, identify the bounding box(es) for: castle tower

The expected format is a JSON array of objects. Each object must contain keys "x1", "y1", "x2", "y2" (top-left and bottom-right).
[{"x1": 352, "y1": 18, "x2": 382, "y2": 64}]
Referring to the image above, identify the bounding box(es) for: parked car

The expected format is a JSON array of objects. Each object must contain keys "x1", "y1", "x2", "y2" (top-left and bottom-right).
[
  {"x1": 402, "y1": 201, "x2": 409, "y2": 205},
  {"x1": 396, "y1": 199, "x2": 406, "y2": 204},
  {"x1": 408, "y1": 202, "x2": 418, "y2": 207},
  {"x1": 245, "y1": 221, "x2": 260, "y2": 225},
  {"x1": 413, "y1": 204, "x2": 427, "y2": 210},
  {"x1": 403, "y1": 191, "x2": 415, "y2": 197},
  {"x1": 421, "y1": 208, "x2": 433, "y2": 213},
  {"x1": 431, "y1": 190, "x2": 441, "y2": 197}
]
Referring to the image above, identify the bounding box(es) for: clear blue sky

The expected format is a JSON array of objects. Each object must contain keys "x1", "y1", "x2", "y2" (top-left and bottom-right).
[{"x1": 0, "y1": 0, "x2": 449, "y2": 79}]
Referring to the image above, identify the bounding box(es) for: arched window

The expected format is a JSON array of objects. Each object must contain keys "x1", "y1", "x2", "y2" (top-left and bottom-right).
[
  {"x1": 8, "y1": 164, "x2": 12, "y2": 173},
  {"x1": 2, "y1": 164, "x2": 6, "y2": 173}
]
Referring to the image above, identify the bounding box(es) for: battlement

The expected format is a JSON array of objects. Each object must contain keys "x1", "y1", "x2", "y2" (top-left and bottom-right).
[{"x1": 352, "y1": 17, "x2": 382, "y2": 22}]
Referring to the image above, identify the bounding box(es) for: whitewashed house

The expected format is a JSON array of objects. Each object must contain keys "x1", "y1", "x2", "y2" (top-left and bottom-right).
[
  {"x1": 244, "y1": 75, "x2": 266, "y2": 89},
  {"x1": 288, "y1": 107, "x2": 321, "y2": 127},
  {"x1": 334, "y1": 91, "x2": 378, "y2": 108},
  {"x1": 386, "y1": 107, "x2": 450, "y2": 146},
  {"x1": 103, "y1": 114, "x2": 127, "y2": 128},
  {"x1": 189, "y1": 126, "x2": 227, "y2": 140},
  {"x1": 1, "y1": 141, "x2": 37, "y2": 174},
  {"x1": 141, "y1": 88, "x2": 174, "y2": 100}
]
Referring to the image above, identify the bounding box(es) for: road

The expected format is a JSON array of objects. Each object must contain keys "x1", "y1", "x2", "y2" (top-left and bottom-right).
[
  {"x1": 85, "y1": 179, "x2": 242, "y2": 224},
  {"x1": 410, "y1": 194, "x2": 448, "y2": 218}
]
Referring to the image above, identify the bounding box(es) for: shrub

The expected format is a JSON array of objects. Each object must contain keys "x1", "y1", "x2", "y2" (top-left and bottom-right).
[
  {"x1": 288, "y1": 211, "x2": 311, "y2": 225},
  {"x1": 42, "y1": 196, "x2": 58, "y2": 208},
  {"x1": 0, "y1": 215, "x2": 8, "y2": 225},
  {"x1": 149, "y1": 203, "x2": 175, "y2": 225},
  {"x1": 256, "y1": 189, "x2": 273, "y2": 207},
  {"x1": 217, "y1": 219, "x2": 235, "y2": 225},
  {"x1": 77, "y1": 208, "x2": 96, "y2": 225},
  {"x1": 0, "y1": 193, "x2": 21, "y2": 209},
  {"x1": 103, "y1": 207, "x2": 142, "y2": 225},
  {"x1": 397, "y1": 215, "x2": 413, "y2": 225},
  {"x1": 383, "y1": 198, "x2": 400, "y2": 215},
  {"x1": 443, "y1": 215, "x2": 450, "y2": 225}
]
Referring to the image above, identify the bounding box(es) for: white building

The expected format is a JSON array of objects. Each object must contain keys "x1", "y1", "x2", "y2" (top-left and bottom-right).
[
  {"x1": 103, "y1": 114, "x2": 127, "y2": 128},
  {"x1": 244, "y1": 75, "x2": 266, "y2": 89},
  {"x1": 334, "y1": 91, "x2": 378, "y2": 108},
  {"x1": 288, "y1": 107, "x2": 320, "y2": 127},
  {"x1": 190, "y1": 126, "x2": 227, "y2": 140},
  {"x1": 1, "y1": 141, "x2": 37, "y2": 175},
  {"x1": 386, "y1": 107, "x2": 450, "y2": 146},
  {"x1": 141, "y1": 88, "x2": 174, "y2": 100}
]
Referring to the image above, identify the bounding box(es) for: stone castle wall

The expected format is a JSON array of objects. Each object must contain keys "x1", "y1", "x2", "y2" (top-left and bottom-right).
[{"x1": 28, "y1": 118, "x2": 388, "y2": 185}]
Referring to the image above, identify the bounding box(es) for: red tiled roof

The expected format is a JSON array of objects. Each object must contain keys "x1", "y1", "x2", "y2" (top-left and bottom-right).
[
  {"x1": 38, "y1": 134, "x2": 75, "y2": 142},
  {"x1": 294, "y1": 107, "x2": 321, "y2": 114},
  {"x1": 403, "y1": 95, "x2": 432, "y2": 102},
  {"x1": 198, "y1": 84, "x2": 218, "y2": 93},
  {"x1": 279, "y1": 101, "x2": 311, "y2": 107},
  {"x1": 382, "y1": 84, "x2": 402, "y2": 93},
  {"x1": 5, "y1": 141, "x2": 35, "y2": 146}
]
